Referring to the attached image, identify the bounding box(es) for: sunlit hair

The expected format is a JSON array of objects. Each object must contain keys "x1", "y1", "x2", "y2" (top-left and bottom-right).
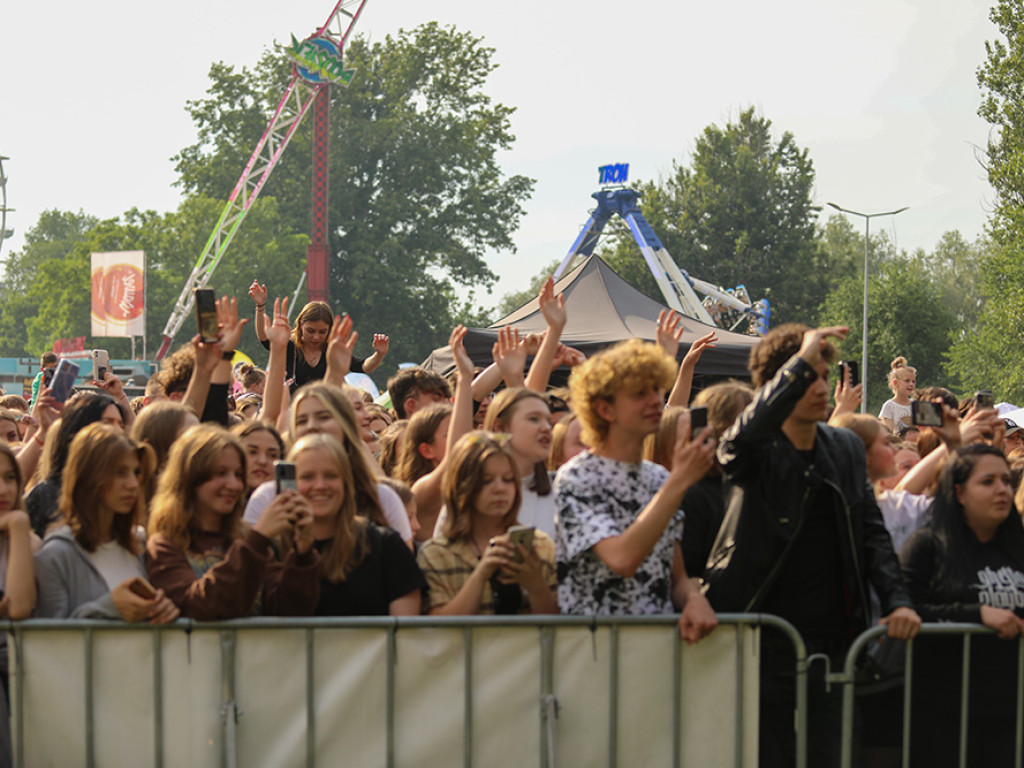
[
  {"x1": 366, "y1": 403, "x2": 393, "y2": 428},
  {"x1": 484, "y1": 387, "x2": 552, "y2": 496},
  {"x1": 378, "y1": 420, "x2": 408, "y2": 478},
  {"x1": 0, "y1": 442, "x2": 25, "y2": 510},
  {"x1": 749, "y1": 323, "x2": 836, "y2": 389},
  {"x1": 59, "y1": 423, "x2": 154, "y2": 554},
  {"x1": 396, "y1": 403, "x2": 452, "y2": 486},
  {"x1": 692, "y1": 381, "x2": 755, "y2": 438},
  {"x1": 643, "y1": 406, "x2": 685, "y2": 470},
  {"x1": 292, "y1": 301, "x2": 334, "y2": 349},
  {"x1": 284, "y1": 434, "x2": 367, "y2": 583},
  {"x1": 886, "y1": 356, "x2": 917, "y2": 393},
  {"x1": 386, "y1": 367, "x2": 452, "y2": 420},
  {"x1": 288, "y1": 383, "x2": 386, "y2": 524},
  {"x1": 569, "y1": 339, "x2": 676, "y2": 448},
  {"x1": 0, "y1": 409, "x2": 20, "y2": 441},
  {"x1": 831, "y1": 413, "x2": 885, "y2": 452},
  {"x1": 931, "y1": 444, "x2": 1023, "y2": 585},
  {"x1": 0, "y1": 395, "x2": 28, "y2": 413},
  {"x1": 148, "y1": 424, "x2": 246, "y2": 550},
  {"x1": 157, "y1": 344, "x2": 196, "y2": 397},
  {"x1": 441, "y1": 432, "x2": 521, "y2": 541},
  {"x1": 130, "y1": 401, "x2": 193, "y2": 472},
  {"x1": 548, "y1": 413, "x2": 579, "y2": 471}
]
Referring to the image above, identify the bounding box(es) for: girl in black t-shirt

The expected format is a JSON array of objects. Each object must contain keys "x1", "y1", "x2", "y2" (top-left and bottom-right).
[{"x1": 283, "y1": 433, "x2": 424, "y2": 616}]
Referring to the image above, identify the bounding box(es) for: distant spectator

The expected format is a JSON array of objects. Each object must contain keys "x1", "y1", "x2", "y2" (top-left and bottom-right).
[
  {"x1": 28, "y1": 353, "x2": 57, "y2": 409},
  {"x1": 387, "y1": 367, "x2": 451, "y2": 420},
  {"x1": 879, "y1": 356, "x2": 916, "y2": 432}
]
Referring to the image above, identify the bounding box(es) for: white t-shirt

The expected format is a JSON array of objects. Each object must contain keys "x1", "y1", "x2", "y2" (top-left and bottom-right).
[
  {"x1": 243, "y1": 480, "x2": 413, "y2": 543},
  {"x1": 879, "y1": 399, "x2": 913, "y2": 429},
  {"x1": 84, "y1": 540, "x2": 145, "y2": 591},
  {"x1": 876, "y1": 489, "x2": 932, "y2": 555}
]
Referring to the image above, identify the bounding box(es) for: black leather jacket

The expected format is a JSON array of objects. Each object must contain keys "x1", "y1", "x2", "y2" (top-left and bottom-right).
[{"x1": 700, "y1": 355, "x2": 914, "y2": 632}]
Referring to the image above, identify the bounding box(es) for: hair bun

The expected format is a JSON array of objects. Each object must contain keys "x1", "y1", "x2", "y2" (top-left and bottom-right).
[{"x1": 890, "y1": 356, "x2": 908, "y2": 370}]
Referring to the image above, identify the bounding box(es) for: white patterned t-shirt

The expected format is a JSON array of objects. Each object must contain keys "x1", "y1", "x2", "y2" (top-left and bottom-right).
[{"x1": 554, "y1": 451, "x2": 683, "y2": 615}]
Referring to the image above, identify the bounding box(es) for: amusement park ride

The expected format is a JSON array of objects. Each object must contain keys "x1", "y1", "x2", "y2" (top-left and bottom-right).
[
  {"x1": 154, "y1": 3, "x2": 767, "y2": 360},
  {"x1": 154, "y1": 0, "x2": 368, "y2": 360},
  {"x1": 556, "y1": 163, "x2": 770, "y2": 335}
]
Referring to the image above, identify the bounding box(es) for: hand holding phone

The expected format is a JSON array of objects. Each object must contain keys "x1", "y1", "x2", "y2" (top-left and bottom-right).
[
  {"x1": 50, "y1": 359, "x2": 80, "y2": 404},
  {"x1": 127, "y1": 576, "x2": 157, "y2": 600},
  {"x1": 507, "y1": 525, "x2": 535, "y2": 563},
  {"x1": 195, "y1": 288, "x2": 219, "y2": 344},
  {"x1": 275, "y1": 461, "x2": 297, "y2": 495},
  {"x1": 911, "y1": 400, "x2": 943, "y2": 427},
  {"x1": 689, "y1": 407, "x2": 708, "y2": 441},
  {"x1": 92, "y1": 349, "x2": 110, "y2": 382}
]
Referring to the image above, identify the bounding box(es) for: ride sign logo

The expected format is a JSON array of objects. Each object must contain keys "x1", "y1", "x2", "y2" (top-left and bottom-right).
[
  {"x1": 598, "y1": 163, "x2": 629, "y2": 185},
  {"x1": 287, "y1": 35, "x2": 355, "y2": 86}
]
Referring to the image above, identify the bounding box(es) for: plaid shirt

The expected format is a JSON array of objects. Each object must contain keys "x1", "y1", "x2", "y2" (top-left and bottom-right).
[{"x1": 417, "y1": 532, "x2": 556, "y2": 614}]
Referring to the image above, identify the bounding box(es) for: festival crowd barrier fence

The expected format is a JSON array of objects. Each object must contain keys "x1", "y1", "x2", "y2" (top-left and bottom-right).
[{"x1": 9, "y1": 614, "x2": 805, "y2": 768}]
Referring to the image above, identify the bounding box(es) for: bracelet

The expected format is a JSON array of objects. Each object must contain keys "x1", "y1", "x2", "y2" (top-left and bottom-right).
[
  {"x1": 33, "y1": 433, "x2": 44, "y2": 447},
  {"x1": 255, "y1": 304, "x2": 265, "y2": 310},
  {"x1": 222, "y1": 350, "x2": 235, "y2": 360}
]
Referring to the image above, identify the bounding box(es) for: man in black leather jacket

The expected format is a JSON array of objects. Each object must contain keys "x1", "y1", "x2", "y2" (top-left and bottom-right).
[{"x1": 701, "y1": 324, "x2": 921, "y2": 768}]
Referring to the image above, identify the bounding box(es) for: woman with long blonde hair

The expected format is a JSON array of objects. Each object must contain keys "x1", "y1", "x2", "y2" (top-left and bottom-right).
[
  {"x1": 146, "y1": 424, "x2": 319, "y2": 619},
  {"x1": 282, "y1": 434, "x2": 424, "y2": 615}
]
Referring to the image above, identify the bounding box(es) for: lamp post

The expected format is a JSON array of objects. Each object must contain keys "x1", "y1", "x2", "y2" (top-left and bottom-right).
[{"x1": 826, "y1": 201, "x2": 908, "y2": 413}]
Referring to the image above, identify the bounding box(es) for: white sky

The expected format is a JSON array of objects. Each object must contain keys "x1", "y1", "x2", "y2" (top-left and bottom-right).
[{"x1": 0, "y1": 0, "x2": 999, "y2": 311}]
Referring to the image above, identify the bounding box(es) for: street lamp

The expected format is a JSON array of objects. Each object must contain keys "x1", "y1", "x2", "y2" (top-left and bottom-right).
[{"x1": 826, "y1": 201, "x2": 908, "y2": 413}]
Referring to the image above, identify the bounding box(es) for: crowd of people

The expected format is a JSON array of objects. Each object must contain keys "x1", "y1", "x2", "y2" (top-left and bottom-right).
[{"x1": 0, "y1": 277, "x2": 1020, "y2": 767}]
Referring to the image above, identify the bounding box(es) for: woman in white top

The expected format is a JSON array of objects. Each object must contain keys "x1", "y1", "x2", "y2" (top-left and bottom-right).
[
  {"x1": 482, "y1": 388, "x2": 557, "y2": 538},
  {"x1": 34, "y1": 423, "x2": 179, "y2": 623},
  {"x1": 878, "y1": 356, "x2": 916, "y2": 432}
]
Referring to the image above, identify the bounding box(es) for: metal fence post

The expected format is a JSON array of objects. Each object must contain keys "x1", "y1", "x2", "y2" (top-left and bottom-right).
[{"x1": 219, "y1": 629, "x2": 238, "y2": 768}]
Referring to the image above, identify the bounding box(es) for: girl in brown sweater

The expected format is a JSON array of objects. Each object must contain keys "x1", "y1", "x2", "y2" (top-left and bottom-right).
[{"x1": 145, "y1": 424, "x2": 319, "y2": 619}]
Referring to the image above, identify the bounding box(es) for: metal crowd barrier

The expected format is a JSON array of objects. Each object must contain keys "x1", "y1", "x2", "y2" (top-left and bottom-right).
[
  {"x1": 831, "y1": 623, "x2": 1024, "y2": 768},
  {"x1": 8, "y1": 613, "x2": 807, "y2": 768}
]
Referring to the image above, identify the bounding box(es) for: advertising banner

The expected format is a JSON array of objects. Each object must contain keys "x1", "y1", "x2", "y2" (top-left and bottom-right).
[{"x1": 91, "y1": 251, "x2": 145, "y2": 337}]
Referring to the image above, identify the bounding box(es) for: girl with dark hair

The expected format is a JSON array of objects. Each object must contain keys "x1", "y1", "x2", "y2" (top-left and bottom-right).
[
  {"x1": 901, "y1": 444, "x2": 1024, "y2": 766},
  {"x1": 33, "y1": 423, "x2": 178, "y2": 622},
  {"x1": 230, "y1": 421, "x2": 284, "y2": 498},
  {"x1": 249, "y1": 282, "x2": 388, "y2": 390},
  {"x1": 26, "y1": 392, "x2": 129, "y2": 537},
  {"x1": 418, "y1": 432, "x2": 557, "y2": 616}
]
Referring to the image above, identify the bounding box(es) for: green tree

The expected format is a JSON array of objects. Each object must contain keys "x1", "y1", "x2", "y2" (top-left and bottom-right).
[
  {"x1": 946, "y1": 0, "x2": 1024, "y2": 401},
  {"x1": 174, "y1": 22, "x2": 534, "y2": 368},
  {"x1": 494, "y1": 258, "x2": 561, "y2": 318},
  {"x1": 601, "y1": 108, "x2": 828, "y2": 324},
  {"x1": 819, "y1": 255, "x2": 958, "y2": 412}
]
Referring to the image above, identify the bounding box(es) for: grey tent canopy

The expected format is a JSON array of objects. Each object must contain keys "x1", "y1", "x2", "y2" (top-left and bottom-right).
[{"x1": 422, "y1": 255, "x2": 758, "y2": 381}]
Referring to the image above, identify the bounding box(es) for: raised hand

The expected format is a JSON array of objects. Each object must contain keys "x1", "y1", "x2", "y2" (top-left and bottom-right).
[
  {"x1": 683, "y1": 331, "x2": 717, "y2": 367},
  {"x1": 266, "y1": 297, "x2": 291, "y2": 350},
  {"x1": 248, "y1": 280, "x2": 268, "y2": 308},
  {"x1": 657, "y1": 309, "x2": 685, "y2": 359},
  {"x1": 450, "y1": 325, "x2": 474, "y2": 380},
  {"x1": 325, "y1": 314, "x2": 358, "y2": 380},
  {"x1": 216, "y1": 296, "x2": 249, "y2": 353},
  {"x1": 492, "y1": 326, "x2": 526, "y2": 386},
  {"x1": 538, "y1": 277, "x2": 567, "y2": 332},
  {"x1": 372, "y1": 334, "x2": 390, "y2": 356}
]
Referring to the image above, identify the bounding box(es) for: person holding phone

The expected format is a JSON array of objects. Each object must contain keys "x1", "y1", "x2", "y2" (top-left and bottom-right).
[
  {"x1": 418, "y1": 432, "x2": 557, "y2": 615},
  {"x1": 279, "y1": 434, "x2": 424, "y2": 616},
  {"x1": 145, "y1": 425, "x2": 319, "y2": 620},
  {"x1": 248, "y1": 281, "x2": 388, "y2": 391},
  {"x1": 33, "y1": 424, "x2": 179, "y2": 623},
  {"x1": 27, "y1": 353, "x2": 57, "y2": 410}
]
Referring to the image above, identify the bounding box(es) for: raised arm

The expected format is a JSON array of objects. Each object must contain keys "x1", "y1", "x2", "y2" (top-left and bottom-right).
[
  {"x1": 259, "y1": 297, "x2": 291, "y2": 428},
  {"x1": 361, "y1": 334, "x2": 389, "y2": 374},
  {"x1": 249, "y1": 280, "x2": 270, "y2": 343},
  {"x1": 525, "y1": 277, "x2": 566, "y2": 392},
  {"x1": 324, "y1": 315, "x2": 358, "y2": 387},
  {"x1": 667, "y1": 326, "x2": 717, "y2": 407},
  {"x1": 492, "y1": 326, "x2": 526, "y2": 389}
]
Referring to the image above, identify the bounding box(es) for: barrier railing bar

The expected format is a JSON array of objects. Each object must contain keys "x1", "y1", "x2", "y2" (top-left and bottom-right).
[
  {"x1": 733, "y1": 625, "x2": 745, "y2": 768},
  {"x1": 671, "y1": 628, "x2": 681, "y2": 768},
  {"x1": 539, "y1": 626, "x2": 556, "y2": 768},
  {"x1": 608, "y1": 623, "x2": 618, "y2": 768},
  {"x1": 84, "y1": 627, "x2": 94, "y2": 768},
  {"x1": 959, "y1": 634, "x2": 970, "y2": 768},
  {"x1": 463, "y1": 626, "x2": 472, "y2": 768},
  {"x1": 1016, "y1": 638, "x2": 1023, "y2": 768},
  {"x1": 219, "y1": 630, "x2": 238, "y2": 768},
  {"x1": 13, "y1": 626, "x2": 22, "y2": 768},
  {"x1": 387, "y1": 623, "x2": 396, "y2": 768},
  {"x1": 305, "y1": 627, "x2": 315, "y2": 768},
  {"x1": 153, "y1": 628, "x2": 164, "y2": 768},
  {"x1": 901, "y1": 638, "x2": 913, "y2": 768}
]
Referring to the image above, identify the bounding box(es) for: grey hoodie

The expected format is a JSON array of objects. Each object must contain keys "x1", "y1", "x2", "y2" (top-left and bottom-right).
[{"x1": 33, "y1": 526, "x2": 143, "y2": 619}]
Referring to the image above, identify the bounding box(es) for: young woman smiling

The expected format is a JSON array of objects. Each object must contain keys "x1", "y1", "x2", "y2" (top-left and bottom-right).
[
  {"x1": 281, "y1": 434, "x2": 424, "y2": 616},
  {"x1": 146, "y1": 425, "x2": 319, "y2": 620}
]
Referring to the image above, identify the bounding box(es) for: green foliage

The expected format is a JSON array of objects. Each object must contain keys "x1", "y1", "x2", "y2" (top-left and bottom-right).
[
  {"x1": 819, "y1": 254, "x2": 958, "y2": 412},
  {"x1": 600, "y1": 108, "x2": 829, "y2": 324},
  {"x1": 174, "y1": 22, "x2": 534, "y2": 368},
  {"x1": 943, "y1": 0, "x2": 1024, "y2": 403}
]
